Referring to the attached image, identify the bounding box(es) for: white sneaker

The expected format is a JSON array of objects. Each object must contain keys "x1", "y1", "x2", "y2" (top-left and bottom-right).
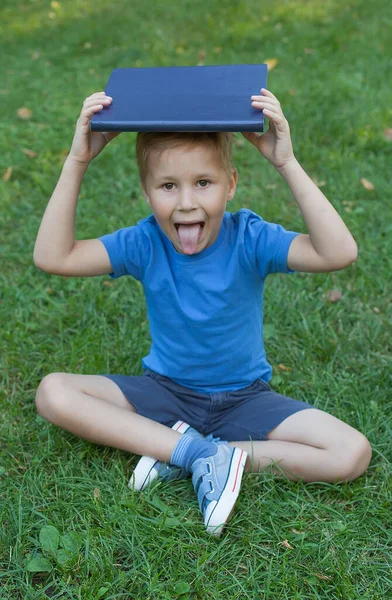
[{"x1": 129, "y1": 421, "x2": 201, "y2": 491}]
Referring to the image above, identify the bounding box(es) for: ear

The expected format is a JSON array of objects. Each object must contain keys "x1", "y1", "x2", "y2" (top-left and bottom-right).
[{"x1": 226, "y1": 168, "x2": 238, "y2": 202}]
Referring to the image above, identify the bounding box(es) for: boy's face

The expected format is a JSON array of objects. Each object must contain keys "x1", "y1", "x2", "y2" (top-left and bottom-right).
[{"x1": 142, "y1": 143, "x2": 237, "y2": 255}]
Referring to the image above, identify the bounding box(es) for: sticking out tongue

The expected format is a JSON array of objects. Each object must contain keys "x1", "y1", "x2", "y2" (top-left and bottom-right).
[{"x1": 177, "y1": 223, "x2": 202, "y2": 255}]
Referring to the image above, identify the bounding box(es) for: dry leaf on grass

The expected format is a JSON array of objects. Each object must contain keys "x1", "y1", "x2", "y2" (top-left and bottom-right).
[
  {"x1": 264, "y1": 58, "x2": 278, "y2": 71},
  {"x1": 312, "y1": 177, "x2": 326, "y2": 187},
  {"x1": 22, "y1": 148, "x2": 37, "y2": 158},
  {"x1": 360, "y1": 178, "x2": 375, "y2": 191},
  {"x1": 278, "y1": 364, "x2": 291, "y2": 372},
  {"x1": 237, "y1": 564, "x2": 248, "y2": 574},
  {"x1": 3, "y1": 167, "x2": 12, "y2": 181},
  {"x1": 383, "y1": 128, "x2": 392, "y2": 141},
  {"x1": 279, "y1": 539, "x2": 294, "y2": 549},
  {"x1": 93, "y1": 487, "x2": 100, "y2": 499},
  {"x1": 343, "y1": 200, "x2": 354, "y2": 213},
  {"x1": 325, "y1": 289, "x2": 343, "y2": 302},
  {"x1": 17, "y1": 107, "x2": 32, "y2": 120}
]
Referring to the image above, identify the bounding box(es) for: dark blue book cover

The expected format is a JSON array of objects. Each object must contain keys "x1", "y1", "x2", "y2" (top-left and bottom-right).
[{"x1": 90, "y1": 64, "x2": 267, "y2": 132}]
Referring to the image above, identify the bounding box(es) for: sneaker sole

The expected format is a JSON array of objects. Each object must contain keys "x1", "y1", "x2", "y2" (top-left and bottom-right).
[
  {"x1": 128, "y1": 420, "x2": 190, "y2": 491},
  {"x1": 205, "y1": 447, "x2": 247, "y2": 537}
]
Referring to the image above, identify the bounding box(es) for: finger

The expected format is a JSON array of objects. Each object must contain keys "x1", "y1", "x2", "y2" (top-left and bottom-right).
[
  {"x1": 83, "y1": 95, "x2": 112, "y2": 109},
  {"x1": 80, "y1": 97, "x2": 112, "y2": 122},
  {"x1": 259, "y1": 88, "x2": 278, "y2": 100},
  {"x1": 262, "y1": 109, "x2": 286, "y2": 130},
  {"x1": 251, "y1": 97, "x2": 281, "y2": 110},
  {"x1": 251, "y1": 99, "x2": 278, "y2": 111},
  {"x1": 79, "y1": 104, "x2": 106, "y2": 127},
  {"x1": 252, "y1": 102, "x2": 284, "y2": 121},
  {"x1": 83, "y1": 92, "x2": 110, "y2": 103},
  {"x1": 252, "y1": 103, "x2": 282, "y2": 117},
  {"x1": 251, "y1": 94, "x2": 276, "y2": 102},
  {"x1": 241, "y1": 131, "x2": 261, "y2": 146},
  {"x1": 262, "y1": 108, "x2": 281, "y2": 119},
  {"x1": 250, "y1": 95, "x2": 276, "y2": 105}
]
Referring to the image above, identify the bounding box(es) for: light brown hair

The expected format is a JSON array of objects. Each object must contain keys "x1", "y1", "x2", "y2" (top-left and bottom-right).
[{"x1": 135, "y1": 132, "x2": 235, "y2": 185}]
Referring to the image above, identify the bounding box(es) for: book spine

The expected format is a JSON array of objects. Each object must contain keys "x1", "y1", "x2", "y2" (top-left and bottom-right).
[{"x1": 90, "y1": 120, "x2": 264, "y2": 133}]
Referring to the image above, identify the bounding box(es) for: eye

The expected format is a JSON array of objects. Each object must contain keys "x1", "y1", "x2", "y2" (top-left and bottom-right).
[
  {"x1": 163, "y1": 182, "x2": 175, "y2": 190},
  {"x1": 197, "y1": 180, "x2": 210, "y2": 188}
]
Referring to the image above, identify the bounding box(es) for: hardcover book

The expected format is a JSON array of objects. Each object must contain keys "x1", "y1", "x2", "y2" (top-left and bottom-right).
[{"x1": 90, "y1": 64, "x2": 267, "y2": 133}]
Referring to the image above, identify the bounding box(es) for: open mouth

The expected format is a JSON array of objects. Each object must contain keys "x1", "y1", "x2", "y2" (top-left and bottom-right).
[
  {"x1": 174, "y1": 221, "x2": 205, "y2": 254},
  {"x1": 174, "y1": 221, "x2": 205, "y2": 230}
]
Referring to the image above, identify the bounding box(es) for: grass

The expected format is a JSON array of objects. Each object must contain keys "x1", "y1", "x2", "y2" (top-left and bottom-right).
[{"x1": 1, "y1": 0, "x2": 391, "y2": 597}]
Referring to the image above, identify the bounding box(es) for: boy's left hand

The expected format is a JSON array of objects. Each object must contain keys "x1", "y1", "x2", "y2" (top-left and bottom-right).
[{"x1": 242, "y1": 89, "x2": 295, "y2": 170}]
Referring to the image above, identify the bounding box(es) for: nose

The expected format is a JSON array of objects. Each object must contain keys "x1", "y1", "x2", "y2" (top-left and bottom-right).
[{"x1": 178, "y1": 186, "x2": 197, "y2": 211}]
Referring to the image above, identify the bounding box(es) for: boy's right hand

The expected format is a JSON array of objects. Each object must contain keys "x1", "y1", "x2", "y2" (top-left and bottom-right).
[{"x1": 68, "y1": 92, "x2": 120, "y2": 166}]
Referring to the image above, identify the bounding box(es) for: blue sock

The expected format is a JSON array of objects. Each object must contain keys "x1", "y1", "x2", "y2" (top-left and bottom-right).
[{"x1": 171, "y1": 434, "x2": 217, "y2": 472}]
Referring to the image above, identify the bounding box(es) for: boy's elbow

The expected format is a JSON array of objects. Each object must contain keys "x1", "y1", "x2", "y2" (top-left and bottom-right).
[
  {"x1": 335, "y1": 240, "x2": 358, "y2": 270},
  {"x1": 33, "y1": 250, "x2": 59, "y2": 274},
  {"x1": 33, "y1": 249, "x2": 49, "y2": 272},
  {"x1": 33, "y1": 250, "x2": 44, "y2": 270},
  {"x1": 345, "y1": 240, "x2": 358, "y2": 265}
]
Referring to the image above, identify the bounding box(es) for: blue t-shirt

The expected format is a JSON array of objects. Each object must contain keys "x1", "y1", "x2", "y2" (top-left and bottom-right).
[{"x1": 99, "y1": 209, "x2": 299, "y2": 393}]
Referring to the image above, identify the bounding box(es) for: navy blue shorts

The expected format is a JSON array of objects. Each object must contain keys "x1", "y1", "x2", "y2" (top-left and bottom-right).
[{"x1": 103, "y1": 369, "x2": 312, "y2": 441}]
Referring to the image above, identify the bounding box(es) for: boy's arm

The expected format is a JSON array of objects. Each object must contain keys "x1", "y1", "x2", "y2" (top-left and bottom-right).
[
  {"x1": 34, "y1": 92, "x2": 119, "y2": 276},
  {"x1": 242, "y1": 89, "x2": 358, "y2": 273},
  {"x1": 278, "y1": 159, "x2": 358, "y2": 272}
]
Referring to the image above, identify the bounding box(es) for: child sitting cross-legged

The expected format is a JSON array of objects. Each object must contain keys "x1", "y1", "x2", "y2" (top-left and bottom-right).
[{"x1": 34, "y1": 89, "x2": 372, "y2": 536}]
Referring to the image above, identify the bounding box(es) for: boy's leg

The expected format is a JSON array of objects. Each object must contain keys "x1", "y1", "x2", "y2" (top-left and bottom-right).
[
  {"x1": 231, "y1": 408, "x2": 372, "y2": 483},
  {"x1": 36, "y1": 372, "x2": 247, "y2": 536},
  {"x1": 35, "y1": 372, "x2": 182, "y2": 462}
]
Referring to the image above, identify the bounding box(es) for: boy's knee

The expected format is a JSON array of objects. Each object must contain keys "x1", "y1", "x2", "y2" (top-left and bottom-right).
[
  {"x1": 335, "y1": 433, "x2": 372, "y2": 481},
  {"x1": 35, "y1": 372, "x2": 69, "y2": 420}
]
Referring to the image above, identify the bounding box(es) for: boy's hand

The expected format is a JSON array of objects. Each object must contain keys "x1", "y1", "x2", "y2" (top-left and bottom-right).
[
  {"x1": 242, "y1": 89, "x2": 295, "y2": 170},
  {"x1": 68, "y1": 92, "x2": 120, "y2": 166}
]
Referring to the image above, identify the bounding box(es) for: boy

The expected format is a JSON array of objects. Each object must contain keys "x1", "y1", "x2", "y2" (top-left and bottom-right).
[{"x1": 34, "y1": 89, "x2": 372, "y2": 536}]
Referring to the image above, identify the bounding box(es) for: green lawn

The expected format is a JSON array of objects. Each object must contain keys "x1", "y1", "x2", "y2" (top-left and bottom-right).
[{"x1": 1, "y1": 0, "x2": 391, "y2": 598}]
